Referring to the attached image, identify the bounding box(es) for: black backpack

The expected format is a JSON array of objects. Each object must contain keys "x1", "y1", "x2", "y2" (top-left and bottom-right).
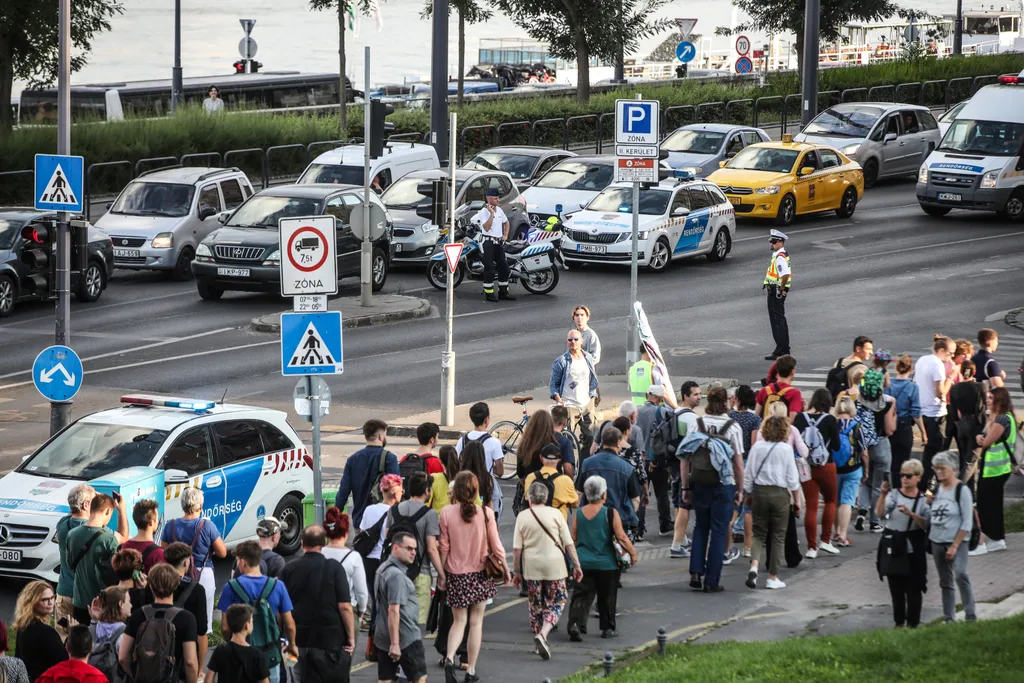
[
  {"x1": 380, "y1": 505, "x2": 430, "y2": 579},
  {"x1": 825, "y1": 358, "x2": 863, "y2": 398},
  {"x1": 352, "y1": 511, "x2": 388, "y2": 557},
  {"x1": 650, "y1": 408, "x2": 685, "y2": 467},
  {"x1": 88, "y1": 622, "x2": 127, "y2": 683},
  {"x1": 132, "y1": 605, "x2": 182, "y2": 683},
  {"x1": 535, "y1": 469, "x2": 567, "y2": 507},
  {"x1": 399, "y1": 454, "x2": 428, "y2": 500}
]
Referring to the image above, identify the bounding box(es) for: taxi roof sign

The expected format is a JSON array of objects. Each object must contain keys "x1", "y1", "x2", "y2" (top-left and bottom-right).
[
  {"x1": 781, "y1": 134, "x2": 794, "y2": 143},
  {"x1": 120, "y1": 394, "x2": 216, "y2": 413}
]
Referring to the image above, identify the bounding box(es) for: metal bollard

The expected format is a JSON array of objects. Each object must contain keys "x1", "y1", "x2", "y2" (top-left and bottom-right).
[
  {"x1": 603, "y1": 652, "x2": 614, "y2": 677},
  {"x1": 657, "y1": 626, "x2": 667, "y2": 656}
]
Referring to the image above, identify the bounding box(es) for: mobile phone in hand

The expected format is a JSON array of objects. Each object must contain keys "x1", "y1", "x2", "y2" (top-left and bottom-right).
[{"x1": 112, "y1": 492, "x2": 122, "y2": 504}]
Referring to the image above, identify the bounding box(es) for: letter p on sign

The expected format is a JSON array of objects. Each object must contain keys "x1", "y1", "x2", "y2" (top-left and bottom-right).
[{"x1": 615, "y1": 99, "x2": 659, "y2": 146}]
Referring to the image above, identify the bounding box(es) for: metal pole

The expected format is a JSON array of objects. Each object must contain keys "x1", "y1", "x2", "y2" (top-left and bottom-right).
[
  {"x1": 626, "y1": 179, "x2": 640, "y2": 372},
  {"x1": 361, "y1": 47, "x2": 372, "y2": 306},
  {"x1": 429, "y1": 0, "x2": 449, "y2": 162},
  {"x1": 308, "y1": 376, "x2": 324, "y2": 525},
  {"x1": 953, "y1": 0, "x2": 963, "y2": 56},
  {"x1": 441, "y1": 111, "x2": 457, "y2": 427},
  {"x1": 52, "y1": 0, "x2": 72, "y2": 436},
  {"x1": 800, "y1": 0, "x2": 821, "y2": 127},
  {"x1": 172, "y1": 0, "x2": 182, "y2": 112}
]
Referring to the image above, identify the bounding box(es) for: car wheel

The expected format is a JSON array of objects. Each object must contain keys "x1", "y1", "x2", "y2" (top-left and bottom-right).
[
  {"x1": 863, "y1": 159, "x2": 879, "y2": 189},
  {"x1": 774, "y1": 194, "x2": 796, "y2": 226},
  {"x1": 1002, "y1": 189, "x2": 1024, "y2": 223},
  {"x1": 196, "y1": 280, "x2": 224, "y2": 301},
  {"x1": 169, "y1": 247, "x2": 195, "y2": 282},
  {"x1": 75, "y1": 261, "x2": 105, "y2": 303},
  {"x1": 921, "y1": 205, "x2": 951, "y2": 218},
  {"x1": 836, "y1": 187, "x2": 858, "y2": 218},
  {"x1": 647, "y1": 238, "x2": 671, "y2": 272},
  {"x1": 273, "y1": 493, "x2": 303, "y2": 555},
  {"x1": 706, "y1": 229, "x2": 729, "y2": 262},
  {"x1": 371, "y1": 247, "x2": 388, "y2": 292},
  {"x1": 0, "y1": 276, "x2": 16, "y2": 318}
]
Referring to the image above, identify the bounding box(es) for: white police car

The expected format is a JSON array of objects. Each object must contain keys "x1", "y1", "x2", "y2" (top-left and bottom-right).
[
  {"x1": 561, "y1": 171, "x2": 736, "y2": 272},
  {"x1": 0, "y1": 395, "x2": 312, "y2": 581}
]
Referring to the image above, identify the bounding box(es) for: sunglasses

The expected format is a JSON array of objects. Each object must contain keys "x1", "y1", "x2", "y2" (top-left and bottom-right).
[
  {"x1": 899, "y1": 472, "x2": 917, "y2": 478},
  {"x1": 567, "y1": 336, "x2": 581, "y2": 342}
]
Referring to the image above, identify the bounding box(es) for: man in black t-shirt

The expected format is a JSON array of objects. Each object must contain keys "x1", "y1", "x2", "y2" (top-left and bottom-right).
[
  {"x1": 119, "y1": 564, "x2": 199, "y2": 683},
  {"x1": 279, "y1": 525, "x2": 355, "y2": 681},
  {"x1": 207, "y1": 604, "x2": 271, "y2": 683}
]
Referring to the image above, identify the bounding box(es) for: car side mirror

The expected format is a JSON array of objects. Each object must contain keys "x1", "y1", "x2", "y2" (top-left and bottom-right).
[
  {"x1": 719, "y1": 160, "x2": 728, "y2": 168},
  {"x1": 884, "y1": 132, "x2": 898, "y2": 144},
  {"x1": 198, "y1": 206, "x2": 217, "y2": 221},
  {"x1": 468, "y1": 200, "x2": 485, "y2": 211},
  {"x1": 672, "y1": 207, "x2": 690, "y2": 217},
  {"x1": 578, "y1": 202, "x2": 586, "y2": 210},
  {"x1": 799, "y1": 167, "x2": 815, "y2": 177},
  {"x1": 216, "y1": 210, "x2": 231, "y2": 224},
  {"x1": 164, "y1": 468, "x2": 189, "y2": 483},
  {"x1": 725, "y1": 150, "x2": 738, "y2": 159}
]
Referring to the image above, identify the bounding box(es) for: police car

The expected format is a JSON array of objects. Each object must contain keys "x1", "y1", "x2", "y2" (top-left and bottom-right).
[
  {"x1": 0, "y1": 395, "x2": 312, "y2": 581},
  {"x1": 561, "y1": 171, "x2": 736, "y2": 272},
  {"x1": 917, "y1": 71, "x2": 1024, "y2": 221}
]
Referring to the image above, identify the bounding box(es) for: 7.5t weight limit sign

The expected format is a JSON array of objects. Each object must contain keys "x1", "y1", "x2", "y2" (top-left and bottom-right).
[{"x1": 280, "y1": 216, "x2": 338, "y2": 296}]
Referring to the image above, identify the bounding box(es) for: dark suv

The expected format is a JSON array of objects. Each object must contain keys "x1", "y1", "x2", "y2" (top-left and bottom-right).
[{"x1": 191, "y1": 184, "x2": 392, "y2": 300}]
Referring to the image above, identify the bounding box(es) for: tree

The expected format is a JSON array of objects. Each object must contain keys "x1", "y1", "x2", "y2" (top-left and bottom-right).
[
  {"x1": 422, "y1": 0, "x2": 492, "y2": 109},
  {"x1": 310, "y1": 0, "x2": 376, "y2": 139},
  {"x1": 491, "y1": 0, "x2": 671, "y2": 103},
  {"x1": 0, "y1": 0, "x2": 123, "y2": 131}
]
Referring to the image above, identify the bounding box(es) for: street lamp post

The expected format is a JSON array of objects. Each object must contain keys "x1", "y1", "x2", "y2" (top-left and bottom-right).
[
  {"x1": 172, "y1": 0, "x2": 183, "y2": 112},
  {"x1": 953, "y1": 0, "x2": 963, "y2": 56},
  {"x1": 800, "y1": 0, "x2": 820, "y2": 128}
]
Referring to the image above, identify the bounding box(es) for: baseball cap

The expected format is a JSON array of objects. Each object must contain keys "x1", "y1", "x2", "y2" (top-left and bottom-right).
[
  {"x1": 485, "y1": 188, "x2": 500, "y2": 197},
  {"x1": 540, "y1": 443, "x2": 562, "y2": 460},
  {"x1": 256, "y1": 516, "x2": 282, "y2": 538},
  {"x1": 647, "y1": 385, "x2": 666, "y2": 398}
]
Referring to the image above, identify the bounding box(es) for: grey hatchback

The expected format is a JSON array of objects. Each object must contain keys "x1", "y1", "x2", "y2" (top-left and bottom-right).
[{"x1": 660, "y1": 123, "x2": 771, "y2": 177}]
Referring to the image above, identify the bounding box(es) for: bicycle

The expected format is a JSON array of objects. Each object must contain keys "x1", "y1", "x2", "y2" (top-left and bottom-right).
[{"x1": 488, "y1": 395, "x2": 583, "y2": 481}]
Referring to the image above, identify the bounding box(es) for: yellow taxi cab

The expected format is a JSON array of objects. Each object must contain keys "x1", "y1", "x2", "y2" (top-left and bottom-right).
[{"x1": 706, "y1": 134, "x2": 865, "y2": 226}]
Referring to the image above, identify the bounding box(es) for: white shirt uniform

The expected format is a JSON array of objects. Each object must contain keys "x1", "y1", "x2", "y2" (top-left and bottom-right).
[
  {"x1": 472, "y1": 205, "x2": 509, "y2": 239},
  {"x1": 772, "y1": 250, "x2": 791, "y2": 278}
]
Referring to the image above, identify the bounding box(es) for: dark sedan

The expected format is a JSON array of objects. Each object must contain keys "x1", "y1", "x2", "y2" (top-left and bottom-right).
[
  {"x1": 463, "y1": 146, "x2": 577, "y2": 190},
  {"x1": 0, "y1": 208, "x2": 113, "y2": 317},
  {"x1": 191, "y1": 184, "x2": 392, "y2": 300}
]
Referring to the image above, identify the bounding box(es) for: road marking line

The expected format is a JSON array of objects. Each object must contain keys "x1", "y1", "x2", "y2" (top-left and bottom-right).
[
  {"x1": 0, "y1": 328, "x2": 177, "y2": 342},
  {"x1": 733, "y1": 223, "x2": 857, "y2": 243},
  {"x1": 0, "y1": 290, "x2": 190, "y2": 328},
  {"x1": 825, "y1": 230, "x2": 1024, "y2": 263}
]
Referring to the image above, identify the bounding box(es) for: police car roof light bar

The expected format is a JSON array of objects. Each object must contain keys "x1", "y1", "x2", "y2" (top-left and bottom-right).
[
  {"x1": 997, "y1": 73, "x2": 1021, "y2": 85},
  {"x1": 120, "y1": 394, "x2": 217, "y2": 413},
  {"x1": 673, "y1": 169, "x2": 696, "y2": 182}
]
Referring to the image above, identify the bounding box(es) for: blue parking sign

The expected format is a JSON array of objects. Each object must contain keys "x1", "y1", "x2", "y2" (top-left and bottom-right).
[
  {"x1": 35, "y1": 154, "x2": 84, "y2": 213},
  {"x1": 615, "y1": 99, "x2": 660, "y2": 146}
]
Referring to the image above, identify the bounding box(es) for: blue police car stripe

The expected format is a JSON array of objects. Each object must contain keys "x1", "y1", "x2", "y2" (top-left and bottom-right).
[
  {"x1": 674, "y1": 210, "x2": 712, "y2": 254},
  {"x1": 221, "y1": 456, "x2": 267, "y2": 537},
  {"x1": 0, "y1": 498, "x2": 71, "y2": 514},
  {"x1": 929, "y1": 162, "x2": 985, "y2": 174}
]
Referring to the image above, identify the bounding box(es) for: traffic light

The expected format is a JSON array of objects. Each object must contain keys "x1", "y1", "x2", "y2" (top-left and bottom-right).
[
  {"x1": 250, "y1": 60, "x2": 262, "y2": 73},
  {"x1": 233, "y1": 60, "x2": 245, "y2": 74},
  {"x1": 369, "y1": 99, "x2": 395, "y2": 159},
  {"x1": 20, "y1": 219, "x2": 56, "y2": 298},
  {"x1": 415, "y1": 180, "x2": 448, "y2": 224}
]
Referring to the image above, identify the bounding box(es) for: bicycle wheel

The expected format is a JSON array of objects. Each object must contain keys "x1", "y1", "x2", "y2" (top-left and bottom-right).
[{"x1": 489, "y1": 420, "x2": 522, "y2": 480}]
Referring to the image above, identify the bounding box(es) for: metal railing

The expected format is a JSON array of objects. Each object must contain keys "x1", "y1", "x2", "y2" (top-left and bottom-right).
[
  {"x1": 265, "y1": 144, "x2": 309, "y2": 186},
  {"x1": 84, "y1": 161, "x2": 132, "y2": 220}
]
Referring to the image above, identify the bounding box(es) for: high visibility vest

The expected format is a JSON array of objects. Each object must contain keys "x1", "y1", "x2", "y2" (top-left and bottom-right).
[
  {"x1": 628, "y1": 360, "x2": 654, "y2": 403},
  {"x1": 763, "y1": 250, "x2": 792, "y2": 288},
  {"x1": 982, "y1": 413, "x2": 1016, "y2": 478}
]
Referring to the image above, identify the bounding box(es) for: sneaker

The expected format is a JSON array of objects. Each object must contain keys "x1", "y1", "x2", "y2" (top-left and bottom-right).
[
  {"x1": 723, "y1": 547, "x2": 741, "y2": 565},
  {"x1": 703, "y1": 584, "x2": 725, "y2": 593},
  {"x1": 746, "y1": 569, "x2": 758, "y2": 589},
  {"x1": 765, "y1": 577, "x2": 786, "y2": 590},
  {"x1": 818, "y1": 541, "x2": 841, "y2": 555},
  {"x1": 741, "y1": 548, "x2": 752, "y2": 558},
  {"x1": 568, "y1": 624, "x2": 582, "y2": 642},
  {"x1": 968, "y1": 544, "x2": 989, "y2": 557},
  {"x1": 854, "y1": 515, "x2": 865, "y2": 532},
  {"x1": 659, "y1": 526, "x2": 673, "y2": 537},
  {"x1": 987, "y1": 539, "x2": 1007, "y2": 552},
  {"x1": 805, "y1": 548, "x2": 818, "y2": 559},
  {"x1": 444, "y1": 659, "x2": 459, "y2": 683},
  {"x1": 670, "y1": 547, "x2": 691, "y2": 559},
  {"x1": 486, "y1": 597, "x2": 494, "y2": 605},
  {"x1": 834, "y1": 537, "x2": 853, "y2": 548},
  {"x1": 601, "y1": 630, "x2": 619, "y2": 639},
  {"x1": 534, "y1": 634, "x2": 551, "y2": 660},
  {"x1": 689, "y1": 573, "x2": 704, "y2": 590},
  {"x1": 871, "y1": 522, "x2": 884, "y2": 533},
  {"x1": 681, "y1": 536, "x2": 692, "y2": 550}
]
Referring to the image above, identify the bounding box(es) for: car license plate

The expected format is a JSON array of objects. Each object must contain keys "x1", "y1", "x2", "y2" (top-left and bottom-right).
[
  {"x1": 576, "y1": 244, "x2": 607, "y2": 255},
  {"x1": 729, "y1": 196, "x2": 742, "y2": 206},
  {"x1": 217, "y1": 267, "x2": 250, "y2": 277},
  {"x1": 394, "y1": 244, "x2": 403, "y2": 252},
  {"x1": 113, "y1": 249, "x2": 140, "y2": 258},
  {"x1": 0, "y1": 549, "x2": 22, "y2": 564},
  {"x1": 937, "y1": 192, "x2": 961, "y2": 202}
]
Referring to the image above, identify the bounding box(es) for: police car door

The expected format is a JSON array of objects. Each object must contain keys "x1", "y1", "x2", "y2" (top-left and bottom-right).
[
  {"x1": 665, "y1": 188, "x2": 689, "y2": 251},
  {"x1": 159, "y1": 425, "x2": 227, "y2": 530},
  {"x1": 210, "y1": 420, "x2": 271, "y2": 542},
  {"x1": 675, "y1": 185, "x2": 714, "y2": 256}
]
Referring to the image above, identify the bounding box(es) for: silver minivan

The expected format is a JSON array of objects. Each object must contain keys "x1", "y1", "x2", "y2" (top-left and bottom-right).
[
  {"x1": 794, "y1": 103, "x2": 942, "y2": 188},
  {"x1": 96, "y1": 167, "x2": 255, "y2": 280}
]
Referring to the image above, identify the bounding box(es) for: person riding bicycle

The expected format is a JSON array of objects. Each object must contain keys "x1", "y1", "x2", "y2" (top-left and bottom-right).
[{"x1": 471, "y1": 189, "x2": 516, "y2": 303}]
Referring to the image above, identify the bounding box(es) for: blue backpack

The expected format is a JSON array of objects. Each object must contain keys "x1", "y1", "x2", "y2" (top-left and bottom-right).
[{"x1": 832, "y1": 419, "x2": 857, "y2": 468}]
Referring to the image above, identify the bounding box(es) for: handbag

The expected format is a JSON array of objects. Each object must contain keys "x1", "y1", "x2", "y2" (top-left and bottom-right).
[
  {"x1": 426, "y1": 586, "x2": 443, "y2": 634},
  {"x1": 482, "y1": 507, "x2": 506, "y2": 580},
  {"x1": 877, "y1": 493, "x2": 919, "y2": 579},
  {"x1": 605, "y1": 507, "x2": 632, "y2": 570}
]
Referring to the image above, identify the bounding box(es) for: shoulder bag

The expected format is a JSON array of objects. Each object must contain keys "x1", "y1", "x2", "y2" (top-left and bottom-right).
[
  {"x1": 605, "y1": 507, "x2": 632, "y2": 570},
  {"x1": 482, "y1": 507, "x2": 506, "y2": 580},
  {"x1": 876, "y1": 493, "x2": 919, "y2": 579}
]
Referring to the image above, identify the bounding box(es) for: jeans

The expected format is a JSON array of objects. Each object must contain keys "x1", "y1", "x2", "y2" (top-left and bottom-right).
[
  {"x1": 801, "y1": 463, "x2": 837, "y2": 548},
  {"x1": 858, "y1": 439, "x2": 892, "y2": 524},
  {"x1": 932, "y1": 542, "x2": 975, "y2": 621},
  {"x1": 766, "y1": 288, "x2": 790, "y2": 355},
  {"x1": 922, "y1": 416, "x2": 945, "y2": 487},
  {"x1": 269, "y1": 666, "x2": 281, "y2": 683},
  {"x1": 889, "y1": 422, "x2": 914, "y2": 482},
  {"x1": 649, "y1": 463, "x2": 673, "y2": 532},
  {"x1": 689, "y1": 483, "x2": 735, "y2": 588}
]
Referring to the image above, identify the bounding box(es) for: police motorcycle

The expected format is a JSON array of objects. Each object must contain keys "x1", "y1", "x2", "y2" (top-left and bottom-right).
[{"x1": 427, "y1": 201, "x2": 560, "y2": 294}]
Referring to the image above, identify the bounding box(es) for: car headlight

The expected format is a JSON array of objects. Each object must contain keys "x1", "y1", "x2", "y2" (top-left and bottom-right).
[
  {"x1": 263, "y1": 249, "x2": 281, "y2": 265},
  {"x1": 637, "y1": 230, "x2": 649, "y2": 240},
  {"x1": 151, "y1": 232, "x2": 174, "y2": 249},
  {"x1": 756, "y1": 185, "x2": 781, "y2": 195},
  {"x1": 196, "y1": 243, "x2": 213, "y2": 257},
  {"x1": 421, "y1": 220, "x2": 439, "y2": 233},
  {"x1": 918, "y1": 165, "x2": 928, "y2": 184},
  {"x1": 841, "y1": 143, "x2": 861, "y2": 155},
  {"x1": 981, "y1": 171, "x2": 999, "y2": 189}
]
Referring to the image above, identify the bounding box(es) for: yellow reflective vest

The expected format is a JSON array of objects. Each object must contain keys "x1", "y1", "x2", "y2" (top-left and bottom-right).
[
  {"x1": 628, "y1": 360, "x2": 654, "y2": 403},
  {"x1": 763, "y1": 250, "x2": 791, "y2": 289},
  {"x1": 982, "y1": 414, "x2": 1016, "y2": 478}
]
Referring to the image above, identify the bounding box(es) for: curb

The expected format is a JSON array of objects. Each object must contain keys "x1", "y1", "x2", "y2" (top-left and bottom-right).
[
  {"x1": 250, "y1": 297, "x2": 433, "y2": 333},
  {"x1": 387, "y1": 425, "x2": 463, "y2": 440},
  {"x1": 1006, "y1": 308, "x2": 1024, "y2": 332}
]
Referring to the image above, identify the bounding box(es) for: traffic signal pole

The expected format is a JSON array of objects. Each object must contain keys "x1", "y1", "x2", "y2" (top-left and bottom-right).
[
  {"x1": 53, "y1": 0, "x2": 72, "y2": 435},
  {"x1": 361, "y1": 46, "x2": 372, "y2": 307}
]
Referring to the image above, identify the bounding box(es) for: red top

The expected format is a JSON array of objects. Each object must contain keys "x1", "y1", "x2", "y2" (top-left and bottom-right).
[
  {"x1": 37, "y1": 659, "x2": 109, "y2": 683},
  {"x1": 402, "y1": 452, "x2": 445, "y2": 476},
  {"x1": 755, "y1": 382, "x2": 804, "y2": 415},
  {"x1": 120, "y1": 539, "x2": 165, "y2": 572}
]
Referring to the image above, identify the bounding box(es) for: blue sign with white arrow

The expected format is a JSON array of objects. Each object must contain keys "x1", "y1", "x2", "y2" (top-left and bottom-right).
[
  {"x1": 281, "y1": 311, "x2": 344, "y2": 376},
  {"x1": 676, "y1": 41, "x2": 696, "y2": 63},
  {"x1": 33, "y1": 345, "x2": 84, "y2": 401},
  {"x1": 35, "y1": 154, "x2": 84, "y2": 213}
]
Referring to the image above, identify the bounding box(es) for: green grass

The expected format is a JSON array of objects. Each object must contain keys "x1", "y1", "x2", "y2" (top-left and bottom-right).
[
  {"x1": 1004, "y1": 500, "x2": 1024, "y2": 534},
  {"x1": 561, "y1": 614, "x2": 1024, "y2": 682}
]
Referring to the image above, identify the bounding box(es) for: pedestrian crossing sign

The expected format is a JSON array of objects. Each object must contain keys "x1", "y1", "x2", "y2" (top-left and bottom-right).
[
  {"x1": 280, "y1": 311, "x2": 344, "y2": 376},
  {"x1": 35, "y1": 154, "x2": 84, "y2": 212}
]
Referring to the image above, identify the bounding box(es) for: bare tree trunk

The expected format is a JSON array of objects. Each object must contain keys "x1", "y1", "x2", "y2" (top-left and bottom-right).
[
  {"x1": 339, "y1": 2, "x2": 348, "y2": 140},
  {"x1": 794, "y1": 32, "x2": 803, "y2": 84},
  {"x1": 457, "y1": 11, "x2": 465, "y2": 109},
  {"x1": 575, "y1": 28, "x2": 590, "y2": 103},
  {"x1": 0, "y1": 38, "x2": 13, "y2": 131}
]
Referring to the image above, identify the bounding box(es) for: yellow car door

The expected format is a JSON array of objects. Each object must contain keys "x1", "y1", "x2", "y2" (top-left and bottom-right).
[
  {"x1": 793, "y1": 150, "x2": 821, "y2": 213},
  {"x1": 818, "y1": 149, "x2": 846, "y2": 209}
]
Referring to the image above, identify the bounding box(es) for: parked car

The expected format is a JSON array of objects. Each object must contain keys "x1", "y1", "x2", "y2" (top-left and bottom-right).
[
  {"x1": 521, "y1": 155, "x2": 616, "y2": 226},
  {"x1": 793, "y1": 103, "x2": 941, "y2": 188},
  {"x1": 659, "y1": 123, "x2": 771, "y2": 177},
  {"x1": 0, "y1": 208, "x2": 114, "y2": 317},
  {"x1": 95, "y1": 167, "x2": 255, "y2": 280},
  {"x1": 298, "y1": 142, "x2": 439, "y2": 190},
  {"x1": 462, "y1": 147, "x2": 577, "y2": 190},
  {"x1": 191, "y1": 184, "x2": 392, "y2": 300}
]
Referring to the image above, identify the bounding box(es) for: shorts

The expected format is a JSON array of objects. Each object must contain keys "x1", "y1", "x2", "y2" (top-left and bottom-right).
[
  {"x1": 376, "y1": 639, "x2": 428, "y2": 682},
  {"x1": 836, "y1": 469, "x2": 862, "y2": 506},
  {"x1": 671, "y1": 473, "x2": 691, "y2": 511}
]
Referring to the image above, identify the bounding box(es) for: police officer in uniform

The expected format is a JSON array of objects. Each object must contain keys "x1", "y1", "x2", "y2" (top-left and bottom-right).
[
  {"x1": 472, "y1": 188, "x2": 516, "y2": 302},
  {"x1": 763, "y1": 229, "x2": 791, "y2": 361}
]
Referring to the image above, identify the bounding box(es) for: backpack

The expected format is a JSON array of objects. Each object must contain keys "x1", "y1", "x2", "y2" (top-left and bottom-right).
[
  {"x1": 762, "y1": 384, "x2": 795, "y2": 416},
  {"x1": 399, "y1": 454, "x2": 428, "y2": 499},
  {"x1": 689, "y1": 418, "x2": 734, "y2": 486},
  {"x1": 800, "y1": 413, "x2": 830, "y2": 467},
  {"x1": 832, "y1": 419, "x2": 857, "y2": 468},
  {"x1": 368, "y1": 450, "x2": 394, "y2": 506},
  {"x1": 229, "y1": 577, "x2": 283, "y2": 668},
  {"x1": 825, "y1": 358, "x2": 863, "y2": 398},
  {"x1": 132, "y1": 605, "x2": 182, "y2": 683},
  {"x1": 380, "y1": 504, "x2": 430, "y2": 580},
  {"x1": 650, "y1": 408, "x2": 686, "y2": 468},
  {"x1": 535, "y1": 469, "x2": 567, "y2": 507},
  {"x1": 170, "y1": 518, "x2": 208, "y2": 582},
  {"x1": 88, "y1": 623, "x2": 127, "y2": 683}
]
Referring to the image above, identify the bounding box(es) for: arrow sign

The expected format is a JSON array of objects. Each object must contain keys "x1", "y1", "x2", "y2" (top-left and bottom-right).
[
  {"x1": 39, "y1": 363, "x2": 76, "y2": 386},
  {"x1": 443, "y1": 243, "x2": 464, "y2": 274},
  {"x1": 32, "y1": 345, "x2": 84, "y2": 402},
  {"x1": 812, "y1": 239, "x2": 847, "y2": 251}
]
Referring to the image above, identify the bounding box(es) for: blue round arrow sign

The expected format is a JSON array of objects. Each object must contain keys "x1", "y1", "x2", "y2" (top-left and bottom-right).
[
  {"x1": 32, "y1": 345, "x2": 84, "y2": 402},
  {"x1": 676, "y1": 41, "x2": 696, "y2": 63}
]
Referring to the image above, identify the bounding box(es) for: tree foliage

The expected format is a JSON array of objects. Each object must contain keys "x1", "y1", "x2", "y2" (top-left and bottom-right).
[
  {"x1": 422, "y1": 0, "x2": 493, "y2": 107},
  {"x1": 648, "y1": 33, "x2": 701, "y2": 62}
]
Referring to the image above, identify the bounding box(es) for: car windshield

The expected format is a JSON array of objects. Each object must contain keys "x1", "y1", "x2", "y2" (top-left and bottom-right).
[
  {"x1": 381, "y1": 177, "x2": 465, "y2": 208},
  {"x1": 298, "y1": 163, "x2": 365, "y2": 185},
  {"x1": 660, "y1": 130, "x2": 725, "y2": 154},
  {"x1": 803, "y1": 106, "x2": 883, "y2": 138},
  {"x1": 464, "y1": 153, "x2": 537, "y2": 179},
  {"x1": 0, "y1": 218, "x2": 26, "y2": 250},
  {"x1": 586, "y1": 187, "x2": 671, "y2": 215},
  {"x1": 19, "y1": 422, "x2": 169, "y2": 480},
  {"x1": 726, "y1": 147, "x2": 800, "y2": 173},
  {"x1": 226, "y1": 196, "x2": 322, "y2": 228},
  {"x1": 937, "y1": 119, "x2": 1024, "y2": 157},
  {"x1": 110, "y1": 181, "x2": 195, "y2": 217},
  {"x1": 534, "y1": 161, "x2": 614, "y2": 190}
]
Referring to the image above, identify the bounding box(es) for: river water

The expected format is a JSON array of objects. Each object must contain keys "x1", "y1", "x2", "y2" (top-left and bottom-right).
[{"x1": 42, "y1": 0, "x2": 961, "y2": 90}]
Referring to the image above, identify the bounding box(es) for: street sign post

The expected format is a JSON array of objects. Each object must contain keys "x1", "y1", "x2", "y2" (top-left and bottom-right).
[
  {"x1": 279, "y1": 216, "x2": 338, "y2": 297},
  {"x1": 33, "y1": 345, "x2": 83, "y2": 402},
  {"x1": 441, "y1": 111, "x2": 458, "y2": 427},
  {"x1": 735, "y1": 56, "x2": 754, "y2": 74},
  {"x1": 735, "y1": 35, "x2": 751, "y2": 55},
  {"x1": 35, "y1": 154, "x2": 83, "y2": 213},
  {"x1": 614, "y1": 158, "x2": 658, "y2": 183},
  {"x1": 443, "y1": 242, "x2": 464, "y2": 273},
  {"x1": 675, "y1": 41, "x2": 696, "y2": 63},
  {"x1": 674, "y1": 18, "x2": 698, "y2": 41},
  {"x1": 293, "y1": 377, "x2": 331, "y2": 421}
]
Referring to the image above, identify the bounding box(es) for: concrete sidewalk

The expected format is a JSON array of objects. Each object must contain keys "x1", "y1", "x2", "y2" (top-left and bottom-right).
[{"x1": 250, "y1": 293, "x2": 433, "y2": 333}]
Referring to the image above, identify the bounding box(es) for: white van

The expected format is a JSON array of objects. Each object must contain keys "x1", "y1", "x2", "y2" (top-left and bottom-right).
[
  {"x1": 917, "y1": 71, "x2": 1024, "y2": 221},
  {"x1": 298, "y1": 142, "x2": 439, "y2": 190}
]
